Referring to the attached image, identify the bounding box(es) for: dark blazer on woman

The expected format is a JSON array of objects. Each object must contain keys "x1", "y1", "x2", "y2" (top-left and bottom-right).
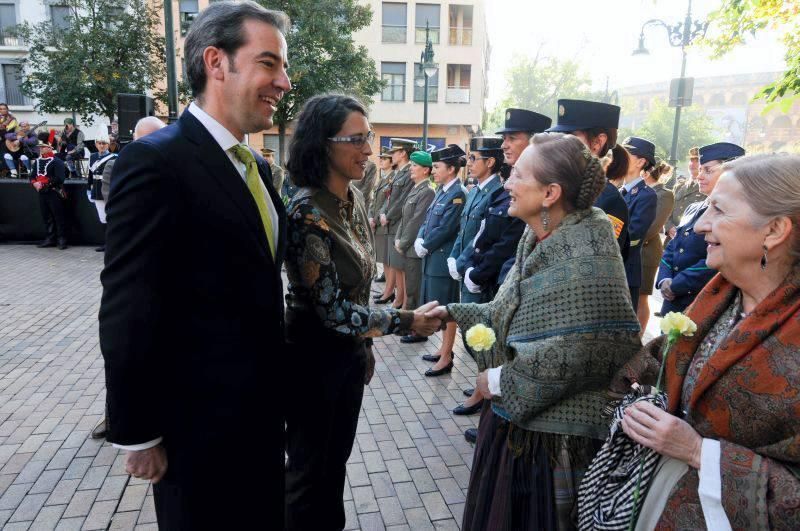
[{"x1": 99, "y1": 109, "x2": 287, "y2": 529}]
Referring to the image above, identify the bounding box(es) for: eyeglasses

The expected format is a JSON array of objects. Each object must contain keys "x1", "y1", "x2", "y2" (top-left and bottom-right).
[
  {"x1": 468, "y1": 155, "x2": 488, "y2": 162},
  {"x1": 699, "y1": 163, "x2": 722, "y2": 176},
  {"x1": 328, "y1": 131, "x2": 375, "y2": 147}
]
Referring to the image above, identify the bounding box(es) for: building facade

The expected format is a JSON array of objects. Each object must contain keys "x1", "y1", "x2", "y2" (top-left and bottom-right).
[
  {"x1": 0, "y1": 1, "x2": 79, "y2": 130},
  {"x1": 619, "y1": 72, "x2": 800, "y2": 154}
]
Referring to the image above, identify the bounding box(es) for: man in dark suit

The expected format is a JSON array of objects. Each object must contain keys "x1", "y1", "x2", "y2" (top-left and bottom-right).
[{"x1": 99, "y1": 2, "x2": 291, "y2": 529}]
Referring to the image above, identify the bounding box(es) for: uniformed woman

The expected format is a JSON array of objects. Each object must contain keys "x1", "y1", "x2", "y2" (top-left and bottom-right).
[
  {"x1": 638, "y1": 158, "x2": 674, "y2": 329},
  {"x1": 377, "y1": 138, "x2": 416, "y2": 307},
  {"x1": 657, "y1": 141, "x2": 745, "y2": 314},
  {"x1": 369, "y1": 147, "x2": 394, "y2": 283},
  {"x1": 395, "y1": 151, "x2": 435, "y2": 311},
  {"x1": 415, "y1": 144, "x2": 467, "y2": 376},
  {"x1": 548, "y1": 99, "x2": 631, "y2": 260}
]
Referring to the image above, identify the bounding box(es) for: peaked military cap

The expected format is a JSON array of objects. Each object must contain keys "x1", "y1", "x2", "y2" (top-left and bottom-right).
[
  {"x1": 260, "y1": 147, "x2": 275, "y2": 155},
  {"x1": 431, "y1": 144, "x2": 466, "y2": 163},
  {"x1": 699, "y1": 142, "x2": 745, "y2": 165},
  {"x1": 622, "y1": 136, "x2": 656, "y2": 165},
  {"x1": 469, "y1": 136, "x2": 503, "y2": 152},
  {"x1": 495, "y1": 108, "x2": 552, "y2": 134},
  {"x1": 378, "y1": 146, "x2": 392, "y2": 159},
  {"x1": 388, "y1": 138, "x2": 418, "y2": 152},
  {"x1": 547, "y1": 99, "x2": 620, "y2": 132}
]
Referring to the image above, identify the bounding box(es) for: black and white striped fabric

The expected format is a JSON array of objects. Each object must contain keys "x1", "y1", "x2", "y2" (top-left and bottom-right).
[{"x1": 577, "y1": 385, "x2": 667, "y2": 530}]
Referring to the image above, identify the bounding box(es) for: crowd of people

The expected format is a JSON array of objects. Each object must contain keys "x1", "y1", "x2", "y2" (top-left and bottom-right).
[{"x1": 94, "y1": 2, "x2": 800, "y2": 530}]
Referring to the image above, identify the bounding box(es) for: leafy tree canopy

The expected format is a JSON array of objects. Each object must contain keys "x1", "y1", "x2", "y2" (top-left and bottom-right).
[
  {"x1": 15, "y1": 0, "x2": 168, "y2": 124},
  {"x1": 483, "y1": 49, "x2": 606, "y2": 133},
  {"x1": 702, "y1": 0, "x2": 800, "y2": 112},
  {"x1": 620, "y1": 99, "x2": 718, "y2": 167},
  {"x1": 258, "y1": 0, "x2": 384, "y2": 157}
]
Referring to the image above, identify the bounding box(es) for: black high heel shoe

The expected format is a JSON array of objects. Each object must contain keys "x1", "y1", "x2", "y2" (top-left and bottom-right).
[{"x1": 374, "y1": 293, "x2": 396, "y2": 304}]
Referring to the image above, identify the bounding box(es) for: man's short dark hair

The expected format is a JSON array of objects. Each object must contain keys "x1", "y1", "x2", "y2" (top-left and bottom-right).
[{"x1": 184, "y1": 1, "x2": 289, "y2": 97}]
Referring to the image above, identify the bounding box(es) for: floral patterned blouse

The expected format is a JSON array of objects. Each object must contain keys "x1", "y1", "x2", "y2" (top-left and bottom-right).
[{"x1": 285, "y1": 185, "x2": 414, "y2": 338}]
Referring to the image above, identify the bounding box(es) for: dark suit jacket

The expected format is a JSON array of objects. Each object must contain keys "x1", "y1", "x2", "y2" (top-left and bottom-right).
[{"x1": 99, "y1": 110, "x2": 286, "y2": 524}]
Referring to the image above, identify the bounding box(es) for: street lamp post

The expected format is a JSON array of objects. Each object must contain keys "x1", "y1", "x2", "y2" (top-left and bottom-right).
[
  {"x1": 633, "y1": 0, "x2": 708, "y2": 167},
  {"x1": 163, "y1": 0, "x2": 179, "y2": 123},
  {"x1": 416, "y1": 23, "x2": 437, "y2": 151}
]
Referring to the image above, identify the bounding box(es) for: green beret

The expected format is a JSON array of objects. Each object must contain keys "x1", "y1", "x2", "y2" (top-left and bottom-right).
[
  {"x1": 410, "y1": 150, "x2": 432, "y2": 167},
  {"x1": 63, "y1": 118, "x2": 74, "y2": 125}
]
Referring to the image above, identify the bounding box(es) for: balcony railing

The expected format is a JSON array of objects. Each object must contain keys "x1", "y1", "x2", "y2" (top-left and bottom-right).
[
  {"x1": 446, "y1": 87, "x2": 470, "y2": 103},
  {"x1": 381, "y1": 25, "x2": 406, "y2": 43},
  {"x1": 449, "y1": 27, "x2": 472, "y2": 46},
  {"x1": 0, "y1": 29, "x2": 23, "y2": 47},
  {"x1": 414, "y1": 26, "x2": 440, "y2": 44}
]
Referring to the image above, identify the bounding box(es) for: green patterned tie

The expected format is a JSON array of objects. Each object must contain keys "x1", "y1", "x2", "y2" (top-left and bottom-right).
[{"x1": 229, "y1": 144, "x2": 276, "y2": 258}]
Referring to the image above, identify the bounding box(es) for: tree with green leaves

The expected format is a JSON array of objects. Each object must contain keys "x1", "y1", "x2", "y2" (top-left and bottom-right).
[
  {"x1": 703, "y1": 0, "x2": 800, "y2": 111},
  {"x1": 620, "y1": 99, "x2": 718, "y2": 167},
  {"x1": 258, "y1": 0, "x2": 383, "y2": 159},
  {"x1": 483, "y1": 49, "x2": 605, "y2": 133},
  {"x1": 14, "y1": 0, "x2": 168, "y2": 125}
]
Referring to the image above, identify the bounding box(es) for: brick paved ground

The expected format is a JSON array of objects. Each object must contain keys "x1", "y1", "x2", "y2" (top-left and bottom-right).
[{"x1": 0, "y1": 244, "x2": 661, "y2": 530}]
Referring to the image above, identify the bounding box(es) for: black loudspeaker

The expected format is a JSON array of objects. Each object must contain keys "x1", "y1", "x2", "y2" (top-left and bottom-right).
[{"x1": 117, "y1": 93, "x2": 155, "y2": 141}]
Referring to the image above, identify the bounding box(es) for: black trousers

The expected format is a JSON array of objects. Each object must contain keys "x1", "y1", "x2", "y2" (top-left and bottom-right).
[
  {"x1": 38, "y1": 189, "x2": 66, "y2": 240},
  {"x1": 285, "y1": 340, "x2": 367, "y2": 531}
]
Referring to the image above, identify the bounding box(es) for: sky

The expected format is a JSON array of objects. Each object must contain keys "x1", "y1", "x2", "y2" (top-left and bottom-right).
[{"x1": 484, "y1": 0, "x2": 788, "y2": 106}]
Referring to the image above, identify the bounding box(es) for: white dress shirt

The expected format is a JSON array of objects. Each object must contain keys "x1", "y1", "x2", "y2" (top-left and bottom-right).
[{"x1": 112, "y1": 102, "x2": 280, "y2": 453}]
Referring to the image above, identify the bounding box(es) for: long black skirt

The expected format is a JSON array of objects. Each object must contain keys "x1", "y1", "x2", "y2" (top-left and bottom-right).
[{"x1": 462, "y1": 403, "x2": 600, "y2": 531}]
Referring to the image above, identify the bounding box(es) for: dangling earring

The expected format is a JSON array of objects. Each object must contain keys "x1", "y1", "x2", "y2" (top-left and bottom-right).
[
  {"x1": 761, "y1": 244, "x2": 769, "y2": 271},
  {"x1": 541, "y1": 206, "x2": 550, "y2": 231}
]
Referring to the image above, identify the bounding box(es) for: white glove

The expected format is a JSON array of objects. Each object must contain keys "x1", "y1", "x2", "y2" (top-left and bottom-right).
[
  {"x1": 464, "y1": 267, "x2": 481, "y2": 293},
  {"x1": 447, "y1": 257, "x2": 461, "y2": 280},
  {"x1": 414, "y1": 238, "x2": 428, "y2": 258}
]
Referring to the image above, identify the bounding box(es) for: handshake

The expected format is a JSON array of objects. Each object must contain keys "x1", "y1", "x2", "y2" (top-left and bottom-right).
[{"x1": 409, "y1": 301, "x2": 450, "y2": 336}]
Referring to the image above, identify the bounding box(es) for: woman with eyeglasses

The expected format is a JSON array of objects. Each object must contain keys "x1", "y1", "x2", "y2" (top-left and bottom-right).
[
  {"x1": 656, "y1": 142, "x2": 745, "y2": 315},
  {"x1": 283, "y1": 94, "x2": 443, "y2": 530}
]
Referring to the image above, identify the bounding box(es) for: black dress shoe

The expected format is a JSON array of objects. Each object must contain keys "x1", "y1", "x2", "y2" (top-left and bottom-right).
[
  {"x1": 95, "y1": 245, "x2": 105, "y2": 252},
  {"x1": 464, "y1": 428, "x2": 478, "y2": 444},
  {"x1": 425, "y1": 360, "x2": 453, "y2": 377},
  {"x1": 463, "y1": 388, "x2": 475, "y2": 398},
  {"x1": 57, "y1": 239, "x2": 68, "y2": 250},
  {"x1": 401, "y1": 335, "x2": 428, "y2": 344},
  {"x1": 91, "y1": 418, "x2": 108, "y2": 440},
  {"x1": 453, "y1": 400, "x2": 483, "y2": 416},
  {"x1": 421, "y1": 353, "x2": 440, "y2": 362},
  {"x1": 374, "y1": 273, "x2": 385, "y2": 282},
  {"x1": 37, "y1": 239, "x2": 56, "y2": 248},
  {"x1": 374, "y1": 293, "x2": 396, "y2": 304}
]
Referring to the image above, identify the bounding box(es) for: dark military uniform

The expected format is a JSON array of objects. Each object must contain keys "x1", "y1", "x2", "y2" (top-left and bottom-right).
[
  {"x1": 465, "y1": 185, "x2": 525, "y2": 295},
  {"x1": 548, "y1": 98, "x2": 630, "y2": 260},
  {"x1": 619, "y1": 137, "x2": 658, "y2": 311},
  {"x1": 396, "y1": 180, "x2": 435, "y2": 309},
  {"x1": 418, "y1": 146, "x2": 467, "y2": 306},
  {"x1": 450, "y1": 136, "x2": 505, "y2": 303},
  {"x1": 31, "y1": 153, "x2": 68, "y2": 248},
  {"x1": 621, "y1": 178, "x2": 657, "y2": 310},
  {"x1": 665, "y1": 178, "x2": 704, "y2": 243},
  {"x1": 370, "y1": 167, "x2": 393, "y2": 264},
  {"x1": 656, "y1": 142, "x2": 745, "y2": 314}
]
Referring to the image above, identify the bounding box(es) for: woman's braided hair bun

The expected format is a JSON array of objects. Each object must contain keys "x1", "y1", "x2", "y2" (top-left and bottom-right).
[
  {"x1": 529, "y1": 133, "x2": 607, "y2": 212},
  {"x1": 576, "y1": 149, "x2": 606, "y2": 210}
]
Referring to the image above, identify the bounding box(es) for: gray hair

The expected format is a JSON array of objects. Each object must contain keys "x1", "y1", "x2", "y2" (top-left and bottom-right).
[
  {"x1": 723, "y1": 153, "x2": 800, "y2": 260},
  {"x1": 133, "y1": 116, "x2": 166, "y2": 140},
  {"x1": 184, "y1": 1, "x2": 290, "y2": 97}
]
